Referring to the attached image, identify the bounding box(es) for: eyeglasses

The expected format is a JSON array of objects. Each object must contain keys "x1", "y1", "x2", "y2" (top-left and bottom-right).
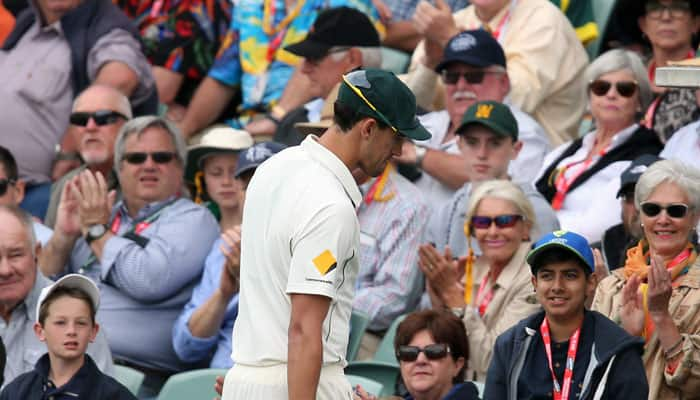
[
  {"x1": 441, "y1": 70, "x2": 503, "y2": 85},
  {"x1": 470, "y1": 214, "x2": 524, "y2": 230},
  {"x1": 122, "y1": 152, "x2": 177, "y2": 165},
  {"x1": 589, "y1": 80, "x2": 639, "y2": 98},
  {"x1": 342, "y1": 72, "x2": 399, "y2": 135},
  {"x1": 640, "y1": 202, "x2": 690, "y2": 218},
  {"x1": 396, "y1": 344, "x2": 451, "y2": 362},
  {"x1": 69, "y1": 110, "x2": 128, "y2": 127},
  {"x1": 0, "y1": 178, "x2": 16, "y2": 196},
  {"x1": 645, "y1": 1, "x2": 691, "y2": 19}
]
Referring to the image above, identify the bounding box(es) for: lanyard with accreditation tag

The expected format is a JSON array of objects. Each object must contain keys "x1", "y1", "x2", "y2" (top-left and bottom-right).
[
  {"x1": 540, "y1": 318, "x2": 581, "y2": 400},
  {"x1": 78, "y1": 200, "x2": 175, "y2": 274},
  {"x1": 475, "y1": 273, "x2": 495, "y2": 316}
]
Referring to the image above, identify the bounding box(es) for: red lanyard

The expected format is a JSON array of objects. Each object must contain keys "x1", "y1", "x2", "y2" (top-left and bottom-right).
[
  {"x1": 475, "y1": 273, "x2": 495, "y2": 316},
  {"x1": 540, "y1": 319, "x2": 581, "y2": 400},
  {"x1": 111, "y1": 213, "x2": 151, "y2": 235},
  {"x1": 551, "y1": 148, "x2": 605, "y2": 210},
  {"x1": 490, "y1": 4, "x2": 512, "y2": 41}
]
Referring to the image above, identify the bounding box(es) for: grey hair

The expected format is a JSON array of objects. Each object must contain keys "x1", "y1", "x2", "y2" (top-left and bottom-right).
[
  {"x1": 113, "y1": 116, "x2": 187, "y2": 172},
  {"x1": 466, "y1": 179, "x2": 537, "y2": 235},
  {"x1": 72, "y1": 85, "x2": 133, "y2": 119},
  {"x1": 0, "y1": 205, "x2": 37, "y2": 256},
  {"x1": 328, "y1": 46, "x2": 382, "y2": 68},
  {"x1": 635, "y1": 159, "x2": 700, "y2": 211},
  {"x1": 585, "y1": 49, "x2": 653, "y2": 111}
]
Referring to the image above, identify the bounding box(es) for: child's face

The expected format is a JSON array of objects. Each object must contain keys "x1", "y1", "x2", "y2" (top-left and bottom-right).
[
  {"x1": 531, "y1": 260, "x2": 595, "y2": 322},
  {"x1": 203, "y1": 154, "x2": 241, "y2": 210},
  {"x1": 34, "y1": 296, "x2": 98, "y2": 362}
]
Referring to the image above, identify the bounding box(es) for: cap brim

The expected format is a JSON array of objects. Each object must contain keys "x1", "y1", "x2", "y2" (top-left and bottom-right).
[
  {"x1": 435, "y1": 56, "x2": 493, "y2": 73},
  {"x1": 399, "y1": 117, "x2": 432, "y2": 141},
  {"x1": 284, "y1": 39, "x2": 332, "y2": 59},
  {"x1": 527, "y1": 243, "x2": 593, "y2": 274},
  {"x1": 36, "y1": 274, "x2": 100, "y2": 322},
  {"x1": 294, "y1": 120, "x2": 332, "y2": 137}
]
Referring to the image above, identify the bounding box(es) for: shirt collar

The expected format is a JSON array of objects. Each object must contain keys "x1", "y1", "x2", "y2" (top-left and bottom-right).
[
  {"x1": 301, "y1": 135, "x2": 362, "y2": 209},
  {"x1": 115, "y1": 195, "x2": 178, "y2": 222},
  {"x1": 582, "y1": 124, "x2": 639, "y2": 152},
  {"x1": 21, "y1": 273, "x2": 52, "y2": 322},
  {"x1": 493, "y1": 242, "x2": 532, "y2": 291}
]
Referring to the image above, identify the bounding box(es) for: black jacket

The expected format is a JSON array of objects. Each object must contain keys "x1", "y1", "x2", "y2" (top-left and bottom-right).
[
  {"x1": 0, "y1": 354, "x2": 136, "y2": 400},
  {"x1": 535, "y1": 126, "x2": 663, "y2": 203},
  {"x1": 484, "y1": 310, "x2": 648, "y2": 400}
]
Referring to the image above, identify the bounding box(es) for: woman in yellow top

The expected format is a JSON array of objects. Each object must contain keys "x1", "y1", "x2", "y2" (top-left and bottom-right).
[
  {"x1": 592, "y1": 159, "x2": 700, "y2": 399},
  {"x1": 419, "y1": 179, "x2": 541, "y2": 381}
]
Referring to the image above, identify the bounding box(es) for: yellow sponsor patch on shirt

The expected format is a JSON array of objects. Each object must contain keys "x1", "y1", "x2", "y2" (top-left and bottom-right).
[{"x1": 312, "y1": 250, "x2": 337, "y2": 276}]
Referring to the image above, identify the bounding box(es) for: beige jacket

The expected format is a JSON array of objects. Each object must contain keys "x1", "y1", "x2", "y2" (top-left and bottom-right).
[
  {"x1": 591, "y1": 262, "x2": 700, "y2": 399},
  {"x1": 461, "y1": 242, "x2": 541, "y2": 381},
  {"x1": 406, "y1": 0, "x2": 588, "y2": 146}
]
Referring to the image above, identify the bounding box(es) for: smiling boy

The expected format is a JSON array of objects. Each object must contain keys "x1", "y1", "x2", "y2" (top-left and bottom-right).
[
  {"x1": 485, "y1": 230, "x2": 648, "y2": 399},
  {"x1": 0, "y1": 274, "x2": 135, "y2": 399}
]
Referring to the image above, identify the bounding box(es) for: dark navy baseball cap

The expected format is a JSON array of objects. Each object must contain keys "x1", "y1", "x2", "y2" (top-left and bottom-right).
[
  {"x1": 616, "y1": 154, "x2": 661, "y2": 198},
  {"x1": 435, "y1": 29, "x2": 507, "y2": 73},
  {"x1": 235, "y1": 142, "x2": 287, "y2": 178}
]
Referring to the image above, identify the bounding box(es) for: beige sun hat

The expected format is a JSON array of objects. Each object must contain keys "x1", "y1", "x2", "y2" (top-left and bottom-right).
[{"x1": 185, "y1": 125, "x2": 254, "y2": 181}]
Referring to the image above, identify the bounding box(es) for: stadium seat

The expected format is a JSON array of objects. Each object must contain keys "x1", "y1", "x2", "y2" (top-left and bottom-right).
[
  {"x1": 347, "y1": 310, "x2": 370, "y2": 362},
  {"x1": 113, "y1": 364, "x2": 145, "y2": 396},
  {"x1": 370, "y1": 314, "x2": 406, "y2": 365},
  {"x1": 155, "y1": 368, "x2": 228, "y2": 400},
  {"x1": 586, "y1": 0, "x2": 617, "y2": 59},
  {"x1": 346, "y1": 374, "x2": 384, "y2": 396}
]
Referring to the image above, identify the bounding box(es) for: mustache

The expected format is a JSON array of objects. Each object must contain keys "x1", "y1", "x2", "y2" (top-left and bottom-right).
[{"x1": 452, "y1": 91, "x2": 477, "y2": 101}]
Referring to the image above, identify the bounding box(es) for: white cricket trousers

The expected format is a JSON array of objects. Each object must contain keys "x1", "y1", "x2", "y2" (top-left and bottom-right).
[{"x1": 221, "y1": 362, "x2": 353, "y2": 400}]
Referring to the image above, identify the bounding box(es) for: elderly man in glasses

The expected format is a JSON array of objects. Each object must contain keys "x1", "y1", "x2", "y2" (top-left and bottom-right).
[
  {"x1": 44, "y1": 85, "x2": 132, "y2": 229},
  {"x1": 221, "y1": 69, "x2": 430, "y2": 400},
  {"x1": 39, "y1": 116, "x2": 219, "y2": 394},
  {"x1": 394, "y1": 30, "x2": 551, "y2": 211}
]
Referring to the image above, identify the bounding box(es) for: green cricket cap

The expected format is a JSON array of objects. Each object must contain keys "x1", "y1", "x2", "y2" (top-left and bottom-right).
[{"x1": 456, "y1": 100, "x2": 518, "y2": 140}]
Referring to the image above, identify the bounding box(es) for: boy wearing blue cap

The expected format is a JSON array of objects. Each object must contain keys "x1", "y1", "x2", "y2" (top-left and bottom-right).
[{"x1": 485, "y1": 230, "x2": 648, "y2": 399}]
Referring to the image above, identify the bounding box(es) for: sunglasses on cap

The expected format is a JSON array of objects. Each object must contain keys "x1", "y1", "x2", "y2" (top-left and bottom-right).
[
  {"x1": 396, "y1": 343, "x2": 451, "y2": 362},
  {"x1": 341, "y1": 74, "x2": 400, "y2": 135},
  {"x1": 0, "y1": 178, "x2": 16, "y2": 196},
  {"x1": 441, "y1": 70, "x2": 503, "y2": 85},
  {"x1": 471, "y1": 214, "x2": 524, "y2": 230},
  {"x1": 588, "y1": 80, "x2": 638, "y2": 98},
  {"x1": 640, "y1": 202, "x2": 690, "y2": 218},
  {"x1": 122, "y1": 152, "x2": 177, "y2": 165},
  {"x1": 645, "y1": 0, "x2": 691, "y2": 19},
  {"x1": 69, "y1": 110, "x2": 128, "y2": 127}
]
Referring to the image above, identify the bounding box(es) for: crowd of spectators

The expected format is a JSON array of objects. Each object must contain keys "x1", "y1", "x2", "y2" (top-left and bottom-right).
[{"x1": 2, "y1": 0, "x2": 700, "y2": 399}]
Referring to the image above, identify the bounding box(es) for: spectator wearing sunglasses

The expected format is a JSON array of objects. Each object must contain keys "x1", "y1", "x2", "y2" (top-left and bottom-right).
[
  {"x1": 421, "y1": 101, "x2": 558, "y2": 274},
  {"x1": 44, "y1": 85, "x2": 132, "y2": 230},
  {"x1": 486, "y1": 230, "x2": 648, "y2": 399},
  {"x1": 407, "y1": 0, "x2": 588, "y2": 146},
  {"x1": 420, "y1": 179, "x2": 541, "y2": 382},
  {"x1": 38, "y1": 116, "x2": 219, "y2": 388},
  {"x1": 0, "y1": 146, "x2": 52, "y2": 246},
  {"x1": 592, "y1": 155, "x2": 661, "y2": 272},
  {"x1": 221, "y1": 69, "x2": 430, "y2": 400},
  {"x1": 393, "y1": 310, "x2": 479, "y2": 400},
  {"x1": 617, "y1": 0, "x2": 700, "y2": 143},
  {"x1": 535, "y1": 49, "x2": 663, "y2": 244},
  {"x1": 592, "y1": 159, "x2": 700, "y2": 399},
  {"x1": 397, "y1": 30, "x2": 550, "y2": 211}
]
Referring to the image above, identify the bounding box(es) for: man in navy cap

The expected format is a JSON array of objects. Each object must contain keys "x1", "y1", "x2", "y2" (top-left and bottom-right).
[{"x1": 394, "y1": 30, "x2": 551, "y2": 210}]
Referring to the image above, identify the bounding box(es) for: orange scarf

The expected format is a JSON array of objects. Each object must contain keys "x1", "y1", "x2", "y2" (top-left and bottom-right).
[{"x1": 622, "y1": 240, "x2": 696, "y2": 341}]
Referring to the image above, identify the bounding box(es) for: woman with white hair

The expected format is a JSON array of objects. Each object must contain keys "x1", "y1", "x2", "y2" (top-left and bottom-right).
[
  {"x1": 592, "y1": 159, "x2": 700, "y2": 399},
  {"x1": 535, "y1": 49, "x2": 664, "y2": 243},
  {"x1": 419, "y1": 180, "x2": 541, "y2": 381}
]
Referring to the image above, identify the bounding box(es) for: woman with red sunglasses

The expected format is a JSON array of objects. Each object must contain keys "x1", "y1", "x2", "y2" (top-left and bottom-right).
[
  {"x1": 419, "y1": 180, "x2": 541, "y2": 382},
  {"x1": 593, "y1": 159, "x2": 700, "y2": 399},
  {"x1": 535, "y1": 49, "x2": 663, "y2": 245}
]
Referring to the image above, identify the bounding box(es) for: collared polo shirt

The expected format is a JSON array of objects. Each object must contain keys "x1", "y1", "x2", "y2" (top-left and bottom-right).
[{"x1": 232, "y1": 135, "x2": 362, "y2": 367}]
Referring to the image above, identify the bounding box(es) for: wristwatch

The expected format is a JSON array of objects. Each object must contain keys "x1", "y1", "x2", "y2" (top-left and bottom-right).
[
  {"x1": 450, "y1": 307, "x2": 465, "y2": 319},
  {"x1": 414, "y1": 144, "x2": 427, "y2": 168},
  {"x1": 85, "y1": 224, "x2": 108, "y2": 244}
]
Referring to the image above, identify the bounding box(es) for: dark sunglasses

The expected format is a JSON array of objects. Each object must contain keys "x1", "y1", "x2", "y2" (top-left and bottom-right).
[
  {"x1": 122, "y1": 152, "x2": 177, "y2": 165},
  {"x1": 396, "y1": 344, "x2": 450, "y2": 362},
  {"x1": 640, "y1": 202, "x2": 690, "y2": 218},
  {"x1": 69, "y1": 110, "x2": 128, "y2": 127},
  {"x1": 471, "y1": 214, "x2": 524, "y2": 230},
  {"x1": 645, "y1": 1, "x2": 691, "y2": 19},
  {"x1": 441, "y1": 70, "x2": 502, "y2": 85},
  {"x1": 0, "y1": 178, "x2": 16, "y2": 196},
  {"x1": 588, "y1": 80, "x2": 638, "y2": 98}
]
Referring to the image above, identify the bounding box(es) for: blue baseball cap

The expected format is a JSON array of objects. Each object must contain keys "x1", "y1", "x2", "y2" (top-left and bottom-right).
[
  {"x1": 234, "y1": 142, "x2": 287, "y2": 178},
  {"x1": 527, "y1": 230, "x2": 594, "y2": 274},
  {"x1": 435, "y1": 29, "x2": 507, "y2": 73}
]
